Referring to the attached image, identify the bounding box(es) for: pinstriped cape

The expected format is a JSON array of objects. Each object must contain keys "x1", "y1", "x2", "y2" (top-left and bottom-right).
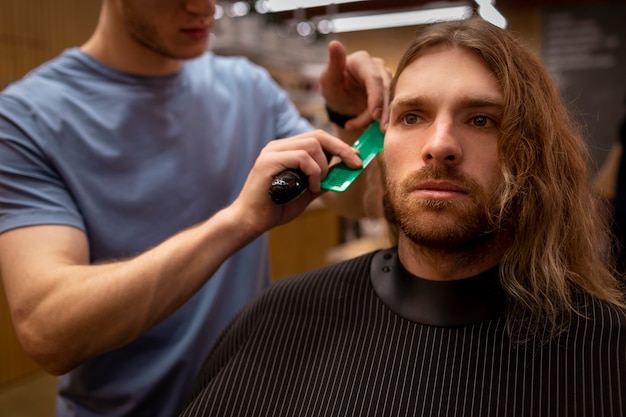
[{"x1": 180, "y1": 249, "x2": 626, "y2": 417}]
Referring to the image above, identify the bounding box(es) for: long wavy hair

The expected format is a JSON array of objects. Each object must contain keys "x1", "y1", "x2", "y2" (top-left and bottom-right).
[{"x1": 389, "y1": 17, "x2": 625, "y2": 340}]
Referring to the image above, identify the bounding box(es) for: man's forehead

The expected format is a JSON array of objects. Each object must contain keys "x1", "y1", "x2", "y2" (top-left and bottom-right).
[{"x1": 391, "y1": 46, "x2": 501, "y2": 102}]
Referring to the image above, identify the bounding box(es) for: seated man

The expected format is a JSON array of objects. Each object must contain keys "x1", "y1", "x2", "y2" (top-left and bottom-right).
[{"x1": 179, "y1": 17, "x2": 626, "y2": 417}]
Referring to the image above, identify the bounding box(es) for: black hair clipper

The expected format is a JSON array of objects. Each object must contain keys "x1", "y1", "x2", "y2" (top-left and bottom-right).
[
  {"x1": 268, "y1": 121, "x2": 384, "y2": 205},
  {"x1": 268, "y1": 168, "x2": 309, "y2": 205}
]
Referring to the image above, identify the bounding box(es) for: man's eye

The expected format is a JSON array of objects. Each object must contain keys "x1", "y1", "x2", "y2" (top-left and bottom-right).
[
  {"x1": 403, "y1": 113, "x2": 419, "y2": 124},
  {"x1": 472, "y1": 116, "x2": 491, "y2": 127}
]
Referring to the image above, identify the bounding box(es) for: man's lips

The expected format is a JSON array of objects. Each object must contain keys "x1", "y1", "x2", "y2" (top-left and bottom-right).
[
  {"x1": 412, "y1": 181, "x2": 466, "y2": 199},
  {"x1": 181, "y1": 26, "x2": 210, "y2": 39}
]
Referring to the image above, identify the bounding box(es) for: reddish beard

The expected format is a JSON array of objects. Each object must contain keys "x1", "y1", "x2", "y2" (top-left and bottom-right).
[{"x1": 383, "y1": 163, "x2": 500, "y2": 250}]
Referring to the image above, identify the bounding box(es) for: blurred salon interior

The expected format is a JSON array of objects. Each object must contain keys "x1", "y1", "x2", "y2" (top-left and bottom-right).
[{"x1": 1, "y1": 0, "x2": 625, "y2": 414}]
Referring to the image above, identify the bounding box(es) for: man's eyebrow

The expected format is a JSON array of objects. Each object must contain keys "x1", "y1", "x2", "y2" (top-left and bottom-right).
[
  {"x1": 462, "y1": 96, "x2": 504, "y2": 110},
  {"x1": 390, "y1": 96, "x2": 426, "y2": 108},
  {"x1": 390, "y1": 95, "x2": 504, "y2": 110}
]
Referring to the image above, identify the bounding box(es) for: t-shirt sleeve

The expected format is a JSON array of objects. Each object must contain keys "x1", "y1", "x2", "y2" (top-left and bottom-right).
[{"x1": 0, "y1": 95, "x2": 84, "y2": 234}]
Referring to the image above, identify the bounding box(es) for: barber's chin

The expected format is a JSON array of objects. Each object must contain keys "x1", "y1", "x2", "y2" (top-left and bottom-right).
[
  {"x1": 179, "y1": 44, "x2": 209, "y2": 59},
  {"x1": 171, "y1": 36, "x2": 210, "y2": 59}
]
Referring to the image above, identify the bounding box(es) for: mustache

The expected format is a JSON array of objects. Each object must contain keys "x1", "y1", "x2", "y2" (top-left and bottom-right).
[{"x1": 399, "y1": 164, "x2": 477, "y2": 193}]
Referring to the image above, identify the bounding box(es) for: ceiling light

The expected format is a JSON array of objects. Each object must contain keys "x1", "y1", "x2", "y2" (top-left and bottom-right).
[
  {"x1": 214, "y1": 4, "x2": 224, "y2": 19},
  {"x1": 475, "y1": 0, "x2": 507, "y2": 28},
  {"x1": 323, "y1": 6, "x2": 473, "y2": 33},
  {"x1": 260, "y1": 0, "x2": 367, "y2": 13},
  {"x1": 228, "y1": 1, "x2": 251, "y2": 17},
  {"x1": 297, "y1": 21, "x2": 317, "y2": 37}
]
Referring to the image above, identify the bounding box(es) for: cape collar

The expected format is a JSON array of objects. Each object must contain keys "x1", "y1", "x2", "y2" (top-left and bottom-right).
[{"x1": 370, "y1": 247, "x2": 506, "y2": 327}]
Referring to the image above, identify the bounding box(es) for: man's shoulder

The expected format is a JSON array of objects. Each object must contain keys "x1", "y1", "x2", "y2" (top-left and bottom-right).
[
  {"x1": 214, "y1": 250, "x2": 382, "y2": 353},
  {"x1": 229, "y1": 250, "x2": 379, "y2": 318},
  {"x1": 573, "y1": 290, "x2": 626, "y2": 332},
  {"x1": 273, "y1": 250, "x2": 380, "y2": 292},
  {"x1": 3, "y1": 48, "x2": 81, "y2": 87},
  {"x1": 0, "y1": 49, "x2": 89, "y2": 110}
]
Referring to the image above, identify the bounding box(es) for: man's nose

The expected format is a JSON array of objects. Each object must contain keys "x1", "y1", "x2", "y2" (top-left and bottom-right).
[
  {"x1": 185, "y1": 0, "x2": 215, "y2": 16},
  {"x1": 421, "y1": 118, "x2": 462, "y2": 165}
]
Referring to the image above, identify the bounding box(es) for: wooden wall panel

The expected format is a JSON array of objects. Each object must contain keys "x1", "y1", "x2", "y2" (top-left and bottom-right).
[
  {"x1": 269, "y1": 206, "x2": 341, "y2": 281},
  {"x1": 0, "y1": 0, "x2": 99, "y2": 88},
  {"x1": 0, "y1": 0, "x2": 99, "y2": 387},
  {"x1": 0, "y1": 285, "x2": 40, "y2": 386}
]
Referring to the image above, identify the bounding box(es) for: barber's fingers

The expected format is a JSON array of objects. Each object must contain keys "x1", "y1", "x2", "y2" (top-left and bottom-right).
[
  {"x1": 343, "y1": 56, "x2": 392, "y2": 131},
  {"x1": 349, "y1": 55, "x2": 388, "y2": 118},
  {"x1": 264, "y1": 130, "x2": 362, "y2": 184},
  {"x1": 323, "y1": 41, "x2": 392, "y2": 131},
  {"x1": 321, "y1": 42, "x2": 368, "y2": 117},
  {"x1": 323, "y1": 40, "x2": 348, "y2": 88},
  {"x1": 233, "y1": 131, "x2": 361, "y2": 229}
]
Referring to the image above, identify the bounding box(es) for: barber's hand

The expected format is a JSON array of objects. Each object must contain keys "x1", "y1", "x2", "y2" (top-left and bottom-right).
[
  {"x1": 320, "y1": 40, "x2": 391, "y2": 131},
  {"x1": 230, "y1": 130, "x2": 362, "y2": 233}
]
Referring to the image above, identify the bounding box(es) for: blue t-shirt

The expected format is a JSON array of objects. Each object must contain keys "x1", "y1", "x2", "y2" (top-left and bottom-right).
[{"x1": 0, "y1": 49, "x2": 312, "y2": 416}]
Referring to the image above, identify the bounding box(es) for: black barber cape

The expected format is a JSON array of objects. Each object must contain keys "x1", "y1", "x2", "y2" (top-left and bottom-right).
[{"x1": 180, "y1": 247, "x2": 626, "y2": 417}]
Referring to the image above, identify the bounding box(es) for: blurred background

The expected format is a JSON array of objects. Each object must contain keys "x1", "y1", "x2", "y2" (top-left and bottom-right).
[{"x1": 1, "y1": 0, "x2": 625, "y2": 415}]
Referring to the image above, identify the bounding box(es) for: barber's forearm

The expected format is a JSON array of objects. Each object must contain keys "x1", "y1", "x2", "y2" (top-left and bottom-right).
[{"x1": 21, "y1": 206, "x2": 260, "y2": 375}]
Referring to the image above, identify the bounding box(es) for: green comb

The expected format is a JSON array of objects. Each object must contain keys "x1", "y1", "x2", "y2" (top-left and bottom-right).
[{"x1": 321, "y1": 120, "x2": 384, "y2": 192}]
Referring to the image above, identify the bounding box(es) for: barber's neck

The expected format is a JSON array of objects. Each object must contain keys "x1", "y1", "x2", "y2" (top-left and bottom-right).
[
  {"x1": 82, "y1": 35, "x2": 184, "y2": 76},
  {"x1": 81, "y1": 9, "x2": 184, "y2": 76},
  {"x1": 396, "y1": 234, "x2": 505, "y2": 281}
]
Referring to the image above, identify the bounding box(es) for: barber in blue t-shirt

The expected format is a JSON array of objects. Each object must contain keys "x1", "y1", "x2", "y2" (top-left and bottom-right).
[{"x1": 0, "y1": 1, "x2": 390, "y2": 416}]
